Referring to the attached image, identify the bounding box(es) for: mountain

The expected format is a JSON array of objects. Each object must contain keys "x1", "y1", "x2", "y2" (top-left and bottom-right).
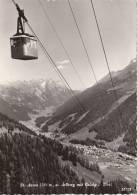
[
  {"x1": 0, "y1": 79, "x2": 73, "y2": 122},
  {"x1": 41, "y1": 60, "x2": 136, "y2": 155}
]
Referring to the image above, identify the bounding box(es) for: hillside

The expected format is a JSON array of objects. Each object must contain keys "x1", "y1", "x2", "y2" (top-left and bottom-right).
[
  {"x1": 40, "y1": 60, "x2": 136, "y2": 155},
  {"x1": 0, "y1": 112, "x2": 80, "y2": 193}
]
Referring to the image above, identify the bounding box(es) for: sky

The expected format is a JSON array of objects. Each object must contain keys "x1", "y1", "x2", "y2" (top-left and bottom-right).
[{"x1": 0, "y1": 0, "x2": 136, "y2": 90}]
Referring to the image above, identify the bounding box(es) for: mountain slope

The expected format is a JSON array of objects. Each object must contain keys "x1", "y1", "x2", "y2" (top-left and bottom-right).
[
  {"x1": 41, "y1": 60, "x2": 136, "y2": 155},
  {"x1": 0, "y1": 112, "x2": 80, "y2": 193}
]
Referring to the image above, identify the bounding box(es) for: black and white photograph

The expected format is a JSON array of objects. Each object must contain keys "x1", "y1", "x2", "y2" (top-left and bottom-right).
[{"x1": 0, "y1": 0, "x2": 136, "y2": 194}]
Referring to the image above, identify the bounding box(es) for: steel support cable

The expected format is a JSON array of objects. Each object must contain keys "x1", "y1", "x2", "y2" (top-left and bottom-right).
[
  {"x1": 67, "y1": 0, "x2": 114, "y2": 117},
  {"x1": 90, "y1": 0, "x2": 119, "y2": 101},
  {"x1": 11, "y1": 0, "x2": 87, "y2": 114},
  {"x1": 67, "y1": 0, "x2": 121, "y2": 135},
  {"x1": 67, "y1": 0, "x2": 99, "y2": 86},
  {"x1": 90, "y1": 0, "x2": 124, "y2": 130},
  {"x1": 38, "y1": 0, "x2": 86, "y2": 89},
  {"x1": 27, "y1": 22, "x2": 87, "y2": 113}
]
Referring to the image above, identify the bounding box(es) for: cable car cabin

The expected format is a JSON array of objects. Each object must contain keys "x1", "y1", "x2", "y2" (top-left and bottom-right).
[{"x1": 10, "y1": 34, "x2": 38, "y2": 60}]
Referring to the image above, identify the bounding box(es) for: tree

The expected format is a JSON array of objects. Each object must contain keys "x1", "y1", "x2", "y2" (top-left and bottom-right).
[
  {"x1": 0, "y1": 156, "x2": 6, "y2": 193},
  {"x1": 11, "y1": 154, "x2": 22, "y2": 194},
  {"x1": 81, "y1": 177, "x2": 86, "y2": 194}
]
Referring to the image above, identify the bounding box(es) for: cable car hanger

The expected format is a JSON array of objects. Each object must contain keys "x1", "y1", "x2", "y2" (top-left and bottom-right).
[
  {"x1": 15, "y1": 3, "x2": 28, "y2": 35},
  {"x1": 10, "y1": 1, "x2": 38, "y2": 60}
]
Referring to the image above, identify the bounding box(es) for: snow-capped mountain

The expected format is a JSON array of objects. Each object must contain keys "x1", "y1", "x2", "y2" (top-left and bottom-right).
[
  {"x1": 40, "y1": 60, "x2": 136, "y2": 155},
  {"x1": 0, "y1": 79, "x2": 73, "y2": 122}
]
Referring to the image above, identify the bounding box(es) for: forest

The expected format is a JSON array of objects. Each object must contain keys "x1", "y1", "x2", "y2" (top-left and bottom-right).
[{"x1": 0, "y1": 112, "x2": 134, "y2": 194}]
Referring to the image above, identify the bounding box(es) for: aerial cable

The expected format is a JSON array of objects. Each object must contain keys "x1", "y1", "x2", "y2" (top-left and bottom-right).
[
  {"x1": 38, "y1": 0, "x2": 86, "y2": 89},
  {"x1": 11, "y1": 0, "x2": 87, "y2": 114},
  {"x1": 90, "y1": 0, "x2": 119, "y2": 101},
  {"x1": 67, "y1": 0, "x2": 99, "y2": 86},
  {"x1": 67, "y1": 0, "x2": 120, "y2": 132},
  {"x1": 27, "y1": 23, "x2": 87, "y2": 113},
  {"x1": 67, "y1": 0, "x2": 109, "y2": 103},
  {"x1": 67, "y1": 0, "x2": 111, "y2": 113},
  {"x1": 90, "y1": 0, "x2": 124, "y2": 130}
]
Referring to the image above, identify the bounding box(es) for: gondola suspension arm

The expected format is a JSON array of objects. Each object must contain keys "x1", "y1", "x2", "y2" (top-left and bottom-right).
[{"x1": 13, "y1": 1, "x2": 28, "y2": 35}]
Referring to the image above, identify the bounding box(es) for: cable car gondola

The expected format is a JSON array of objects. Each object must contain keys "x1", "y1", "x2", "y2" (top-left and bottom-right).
[{"x1": 10, "y1": 3, "x2": 38, "y2": 60}]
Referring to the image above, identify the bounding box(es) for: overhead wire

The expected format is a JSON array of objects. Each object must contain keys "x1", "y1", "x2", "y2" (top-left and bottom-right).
[
  {"x1": 90, "y1": 0, "x2": 125, "y2": 131},
  {"x1": 38, "y1": 0, "x2": 86, "y2": 89},
  {"x1": 67, "y1": 0, "x2": 121, "y2": 133},
  {"x1": 67, "y1": 0, "x2": 113, "y2": 115},
  {"x1": 27, "y1": 23, "x2": 87, "y2": 113},
  {"x1": 90, "y1": 0, "x2": 119, "y2": 101},
  {"x1": 11, "y1": 0, "x2": 87, "y2": 114},
  {"x1": 67, "y1": 0, "x2": 99, "y2": 86}
]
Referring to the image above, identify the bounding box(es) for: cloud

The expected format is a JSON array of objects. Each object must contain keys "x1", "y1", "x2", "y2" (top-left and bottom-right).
[
  {"x1": 57, "y1": 65, "x2": 65, "y2": 70},
  {"x1": 56, "y1": 59, "x2": 70, "y2": 70},
  {"x1": 47, "y1": 0, "x2": 56, "y2": 2},
  {"x1": 56, "y1": 60, "x2": 70, "y2": 65}
]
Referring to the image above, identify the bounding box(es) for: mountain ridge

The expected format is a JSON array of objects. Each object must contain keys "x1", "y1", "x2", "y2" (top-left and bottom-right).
[{"x1": 0, "y1": 79, "x2": 74, "y2": 121}]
